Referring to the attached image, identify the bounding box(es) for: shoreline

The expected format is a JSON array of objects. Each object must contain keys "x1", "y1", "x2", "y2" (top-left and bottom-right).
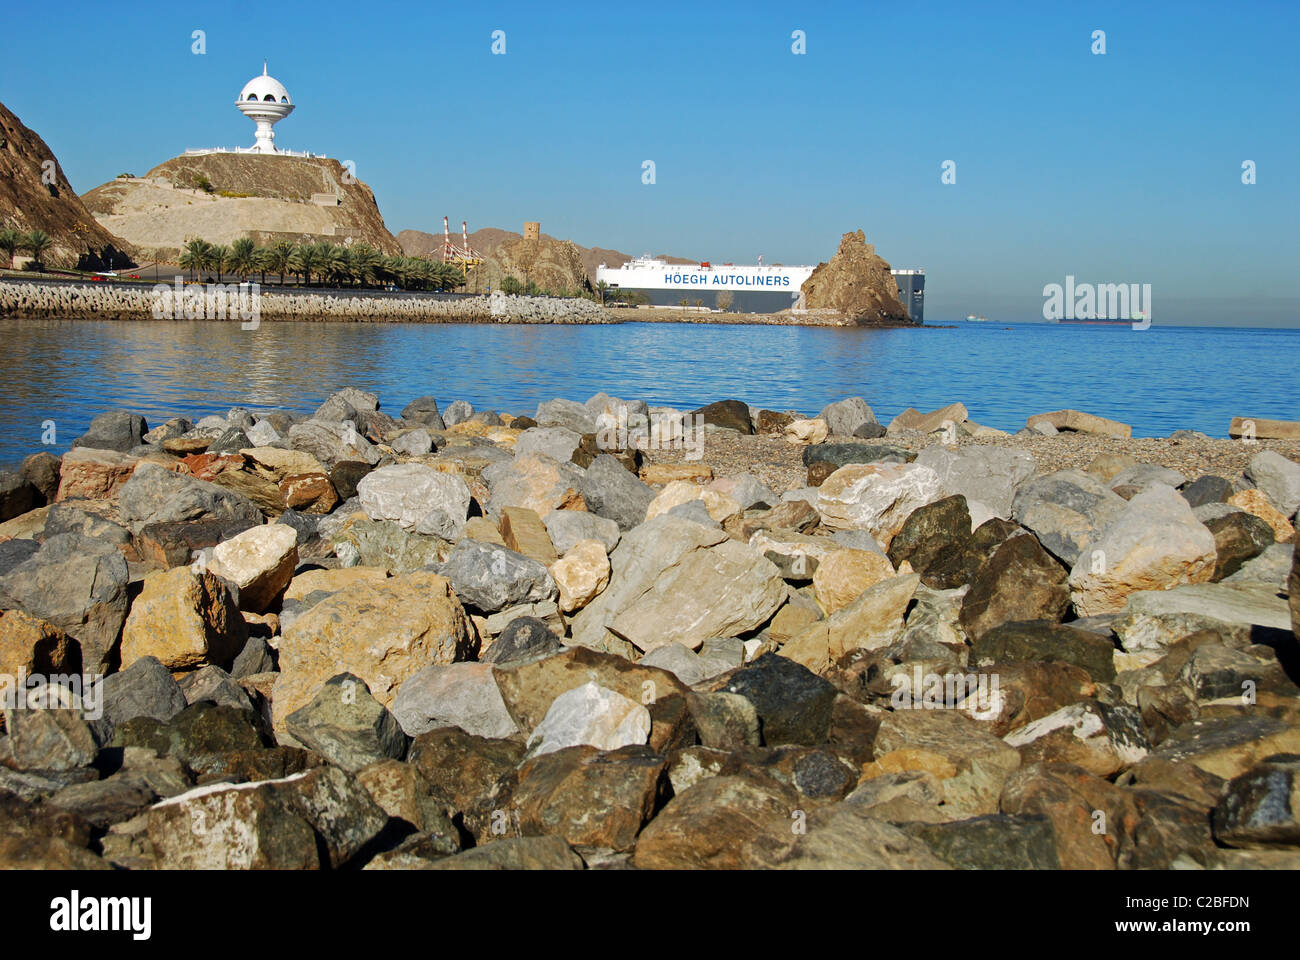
[{"x1": 0, "y1": 279, "x2": 921, "y2": 327}]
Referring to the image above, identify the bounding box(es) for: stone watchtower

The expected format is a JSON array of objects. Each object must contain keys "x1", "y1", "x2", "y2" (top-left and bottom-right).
[{"x1": 523, "y1": 221, "x2": 540, "y2": 241}]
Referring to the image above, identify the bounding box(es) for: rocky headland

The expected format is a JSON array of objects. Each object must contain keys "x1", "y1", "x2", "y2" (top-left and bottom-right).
[
  {"x1": 82, "y1": 153, "x2": 401, "y2": 261},
  {"x1": 0, "y1": 101, "x2": 134, "y2": 270},
  {"x1": 1, "y1": 389, "x2": 1298, "y2": 870}
]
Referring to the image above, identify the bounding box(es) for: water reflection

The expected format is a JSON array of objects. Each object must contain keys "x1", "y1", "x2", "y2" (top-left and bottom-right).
[{"x1": 0, "y1": 318, "x2": 1296, "y2": 467}]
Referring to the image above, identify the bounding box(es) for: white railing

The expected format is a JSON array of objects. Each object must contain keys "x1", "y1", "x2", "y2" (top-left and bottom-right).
[{"x1": 183, "y1": 146, "x2": 328, "y2": 158}]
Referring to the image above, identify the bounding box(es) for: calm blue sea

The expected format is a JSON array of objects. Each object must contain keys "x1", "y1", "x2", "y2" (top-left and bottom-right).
[{"x1": 1, "y1": 318, "x2": 1296, "y2": 467}]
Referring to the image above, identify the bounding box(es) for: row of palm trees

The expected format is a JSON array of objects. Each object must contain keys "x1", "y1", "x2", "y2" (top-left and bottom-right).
[
  {"x1": 0, "y1": 228, "x2": 54, "y2": 269},
  {"x1": 178, "y1": 237, "x2": 466, "y2": 291}
]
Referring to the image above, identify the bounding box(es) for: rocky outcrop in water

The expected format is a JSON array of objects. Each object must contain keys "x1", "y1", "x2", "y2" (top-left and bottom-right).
[{"x1": 798, "y1": 230, "x2": 914, "y2": 326}]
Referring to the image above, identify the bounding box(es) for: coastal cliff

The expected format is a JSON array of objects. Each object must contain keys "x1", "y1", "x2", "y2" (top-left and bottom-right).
[{"x1": 0, "y1": 100, "x2": 134, "y2": 270}]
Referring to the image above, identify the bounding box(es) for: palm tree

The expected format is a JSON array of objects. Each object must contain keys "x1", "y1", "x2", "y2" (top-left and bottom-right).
[
  {"x1": 430, "y1": 261, "x2": 465, "y2": 291},
  {"x1": 209, "y1": 244, "x2": 231, "y2": 282},
  {"x1": 229, "y1": 237, "x2": 257, "y2": 281},
  {"x1": 23, "y1": 230, "x2": 53, "y2": 269},
  {"x1": 263, "y1": 241, "x2": 293, "y2": 286},
  {"x1": 180, "y1": 238, "x2": 211, "y2": 281},
  {"x1": 318, "y1": 243, "x2": 350, "y2": 287},
  {"x1": 384, "y1": 255, "x2": 411, "y2": 290},
  {"x1": 348, "y1": 244, "x2": 381, "y2": 288},
  {"x1": 290, "y1": 243, "x2": 322, "y2": 287},
  {"x1": 596, "y1": 279, "x2": 609, "y2": 305},
  {"x1": 0, "y1": 227, "x2": 21, "y2": 268}
]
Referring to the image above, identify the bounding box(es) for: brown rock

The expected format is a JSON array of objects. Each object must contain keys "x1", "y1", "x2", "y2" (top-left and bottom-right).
[
  {"x1": 54, "y1": 448, "x2": 138, "y2": 501},
  {"x1": 498, "y1": 506, "x2": 558, "y2": 566},
  {"x1": 0, "y1": 609, "x2": 81, "y2": 676},
  {"x1": 491, "y1": 645, "x2": 690, "y2": 753},
  {"x1": 272, "y1": 571, "x2": 474, "y2": 733},
  {"x1": 1228, "y1": 488, "x2": 1296, "y2": 542},
  {"x1": 134, "y1": 517, "x2": 258, "y2": 568},
  {"x1": 119, "y1": 567, "x2": 247, "y2": 672},
  {"x1": 959, "y1": 534, "x2": 1070, "y2": 639},
  {"x1": 640, "y1": 463, "x2": 714, "y2": 485},
  {"x1": 279, "y1": 473, "x2": 338, "y2": 514},
  {"x1": 509, "y1": 744, "x2": 667, "y2": 852},
  {"x1": 812, "y1": 548, "x2": 896, "y2": 615},
  {"x1": 631, "y1": 775, "x2": 798, "y2": 869}
]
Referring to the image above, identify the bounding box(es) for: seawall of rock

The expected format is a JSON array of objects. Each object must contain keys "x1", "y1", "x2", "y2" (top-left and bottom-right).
[{"x1": 0, "y1": 281, "x2": 613, "y2": 324}]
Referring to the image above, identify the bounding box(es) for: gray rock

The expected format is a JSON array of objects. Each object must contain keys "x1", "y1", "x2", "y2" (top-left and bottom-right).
[
  {"x1": 1180, "y1": 475, "x2": 1234, "y2": 508},
  {"x1": 400, "y1": 396, "x2": 446, "y2": 430},
  {"x1": 1, "y1": 708, "x2": 98, "y2": 772},
  {"x1": 275, "y1": 508, "x2": 318, "y2": 545},
  {"x1": 442, "y1": 399, "x2": 474, "y2": 427},
  {"x1": 437, "y1": 538, "x2": 556, "y2": 613},
  {"x1": 698, "y1": 637, "x2": 745, "y2": 678},
  {"x1": 43, "y1": 504, "x2": 131, "y2": 547},
  {"x1": 356, "y1": 463, "x2": 471, "y2": 540},
  {"x1": 93, "y1": 656, "x2": 188, "y2": 731},
  {"x1": 178, "y1": 665, "x2": 254, "y2": 713},
  {"x1": 853, "y1": 421, "x2": 888, "y2": 439},
  {"x1": 287, "y1": 419, "x2": 381, "y2": 466},
  {"x1": 915, "y1": 445, "x2": 1037, "y2": 521},
  {"x1": 245, "y1": 419, "x2": 282, "y2": 447},
  {"x1": 817, "y1": 397, "x2": 879, "y2": 437},
  {"x1": 72, "y1": 410, "x2": 148, "y2": 453},
  {"x1": 1224, "y1": 542, "x2": 1294, "y2": 589},
  {"x1": 687, "y1": 691, "x2": 761, "y2": 749},
  {"x1": 800, "y1": 441, "x2": 914, "y2": 469},
  {"x1": 231, "y1": 637, "x2": 277, "y2": 678},
  {"x1": 665, "y1": 499, "x2": 718, "y2": 527},
  {"x1": 284, "y1": 673, "x2": 408, "y2": 772},
  {"x1": 716, "y1": 473, "x2": 777, "y2": 510},
  {"x1": 830, "y1": 529, "x2": 886, "y2": 554},
  {"x1": 724, "y1": 653, "x2": 838, "y2": 746},
  {"x1": 0, "y1": 533, "x2": 130, "y2": 673},
  {"x1": 481, "y1": 616, "x2": 564, "y2": 664},
  {"x1": 314, "y1": 395, "x2": 358, "y2": 424},
  {"x1": 391, "y1": 663, "x2": 518, "y2": 739},
  {"x1": 514, "y1": 426, "x2": 583, "y2": 464},
  {"x1": 0, "y1": 538, "x2": 40, "y2": 577},
  {"x1": 535, "y1": 398, "x2": 598, "y2": 434},
  {"x1": 1245, "y1": 450, "x2": 1300, "y2": 517},
  {"x1": 1213, "y1": 756, "x2": 1300, "y2": 848},
  {"x1": 1114, "y1": 581, "x2": 1292, "y2": 653},
  {"x1": 208, "y1": 427, "x2": 251, "y2": 454},
  {"x1": 1010, "y1": 469, "x2": 1128, "y2": 566},
  {"x1": 390, "y1": 428, "x2": 434, "y2": 457},
  {"x1": 543, "y1": 509, "x2": 621, "y2": 555},
  {"x1": 1109, "y1": 463, "x2": 1187, "y2": 492},
  {"x1": 118, "y1": 462, "x2": 264, "y2": 531},
  {"x1": 578, "y1": 454, "x2": 654, "y2": 530},
  {"x1": 0, "y1": 471, "x2": 39, "y2": 522},
  {"x1": 639, "y1": 642, "x2": 707, "y2": 686}
]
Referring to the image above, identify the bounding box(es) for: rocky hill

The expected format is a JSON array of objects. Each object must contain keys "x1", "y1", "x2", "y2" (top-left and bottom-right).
[
  {"x1": 83, "y1": 153, "x2": 400, "y2": 259},
  {"x1": 0, "y1": 100, "x2": 134, "y2": 270},
  {"x1": 799, "y1": 230, "x2": 914, "y2": 325},
  {"x1": 397, "y1": 227, "x2": 695, "y2": 293}
]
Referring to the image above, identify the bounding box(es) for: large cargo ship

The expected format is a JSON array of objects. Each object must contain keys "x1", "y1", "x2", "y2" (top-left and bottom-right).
[{"x1": 596, "y1": 257, "x2": 925, "y2": 322}]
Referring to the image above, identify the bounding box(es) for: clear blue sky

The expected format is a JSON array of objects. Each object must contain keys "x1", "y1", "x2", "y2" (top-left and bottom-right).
[{"x1": 3, "y1": 0, "x2": 1297, "y2": 324}]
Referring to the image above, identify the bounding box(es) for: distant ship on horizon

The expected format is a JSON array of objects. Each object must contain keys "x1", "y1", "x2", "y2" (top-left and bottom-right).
[{"x1": 965, "y1": 314, "x2": 990, "y2": 322}]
